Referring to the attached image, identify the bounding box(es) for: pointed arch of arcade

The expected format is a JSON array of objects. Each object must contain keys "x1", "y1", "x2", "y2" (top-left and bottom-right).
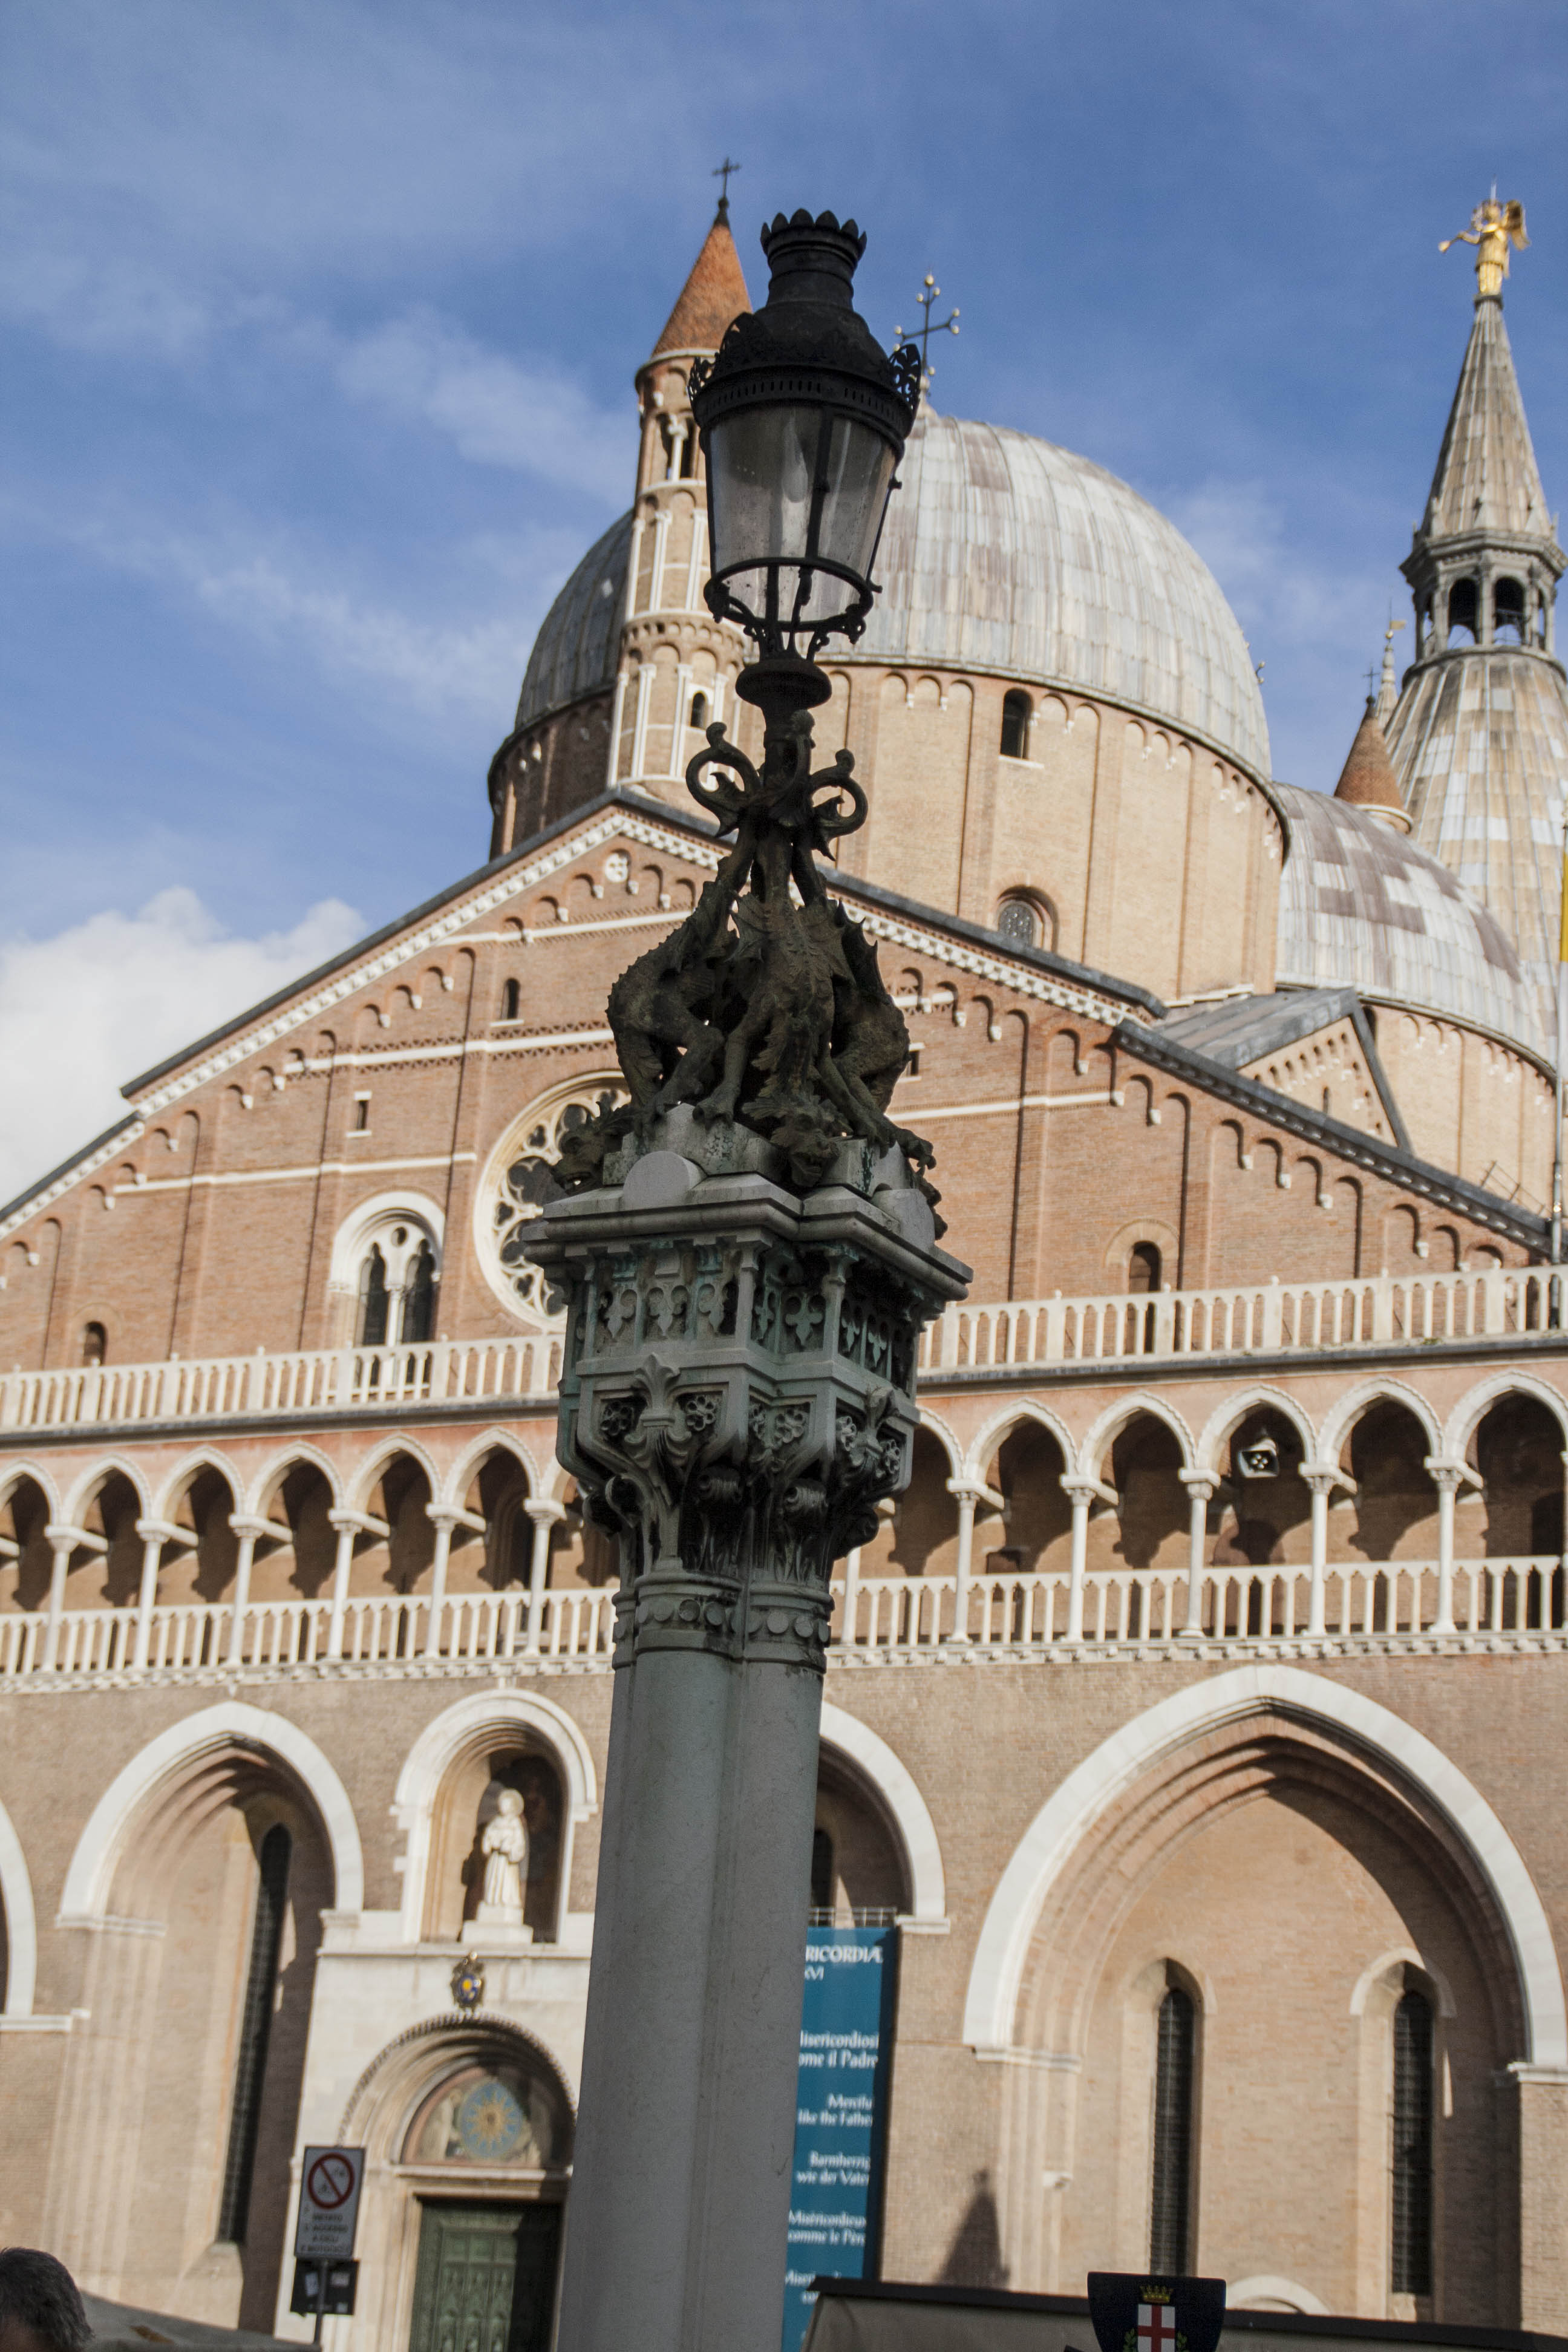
[
  {"x1": 0, "y1": 1794, "x2": 39, "y2": 2016},
  {"x1": 959, "y1": 1664, "x2": 1567, "y2": 2068},
  {"x1": 819, "y1": 1702, "x2": 946, "y2": 1926},
  {"x1": 150, "y1": 1446, "x2": 246, "y2": 1523},
  {"x1": 961, "y1": 1398, "x2": 1079, "y2": 1488},
  {"x1": 439, "y1": 1430, "x2": 546, "y2": 1514},
  {"x1": 57, "y1": 1702, "x2": 364, "y2": 1923},
  {"x1": 349, "y1": 1435, "x2": 443, "y2": 1516},
  {"x1": 915, "y1": 1407, "x2": 965, "y2": 1480},
  {"x1": 1444, "y1": 1370, "x2": 1568, "y2": 1462},
  {"x1": 0, "y1": 1461, "x2": 60, "y2": 1518},
  {"x1": 248, "y1": 1442, "x2": 345, "y2": 1518},
  {"x1": 1076, "y1": 1393, "x2": 1197, "y2": 1483},
  {"x1": 1194, "y1": 1387, "x2": 1318, "y2": 1480},
  {"x1": 60, "y1": 1452, "x2": 152, "y2": 1527},
  {"x1": 1317, "y1": 1378, "x2": 1443, "y2": 1471},
  {"x1": 391, "y1": 1690, "x2": 599, "y2": 1943}
]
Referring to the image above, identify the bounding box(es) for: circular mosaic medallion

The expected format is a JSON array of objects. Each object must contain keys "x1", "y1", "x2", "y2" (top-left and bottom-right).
[{"x1": 452, "y1": 2075, "x2": 528, "y2": 2161}]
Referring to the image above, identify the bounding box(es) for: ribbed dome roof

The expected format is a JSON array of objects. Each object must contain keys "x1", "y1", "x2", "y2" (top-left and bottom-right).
[
  {"x1": 1273, "y1": 782, "x2": 1546, "y2": 1058},
  {"x1": 513, "y1": 511, "x2": 632, "y2": 730},
  {"x1": 514, "y1": 410, "x2": 1271, "y2": 776},
  {"x1": 851, "y1": 411, "x2": 1270, "y2": 777}
]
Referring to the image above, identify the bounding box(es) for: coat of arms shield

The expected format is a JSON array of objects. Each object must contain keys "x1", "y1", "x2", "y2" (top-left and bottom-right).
[{"x1": 1087, "y1": 2272, "x2": 1226, "y2": 2352}]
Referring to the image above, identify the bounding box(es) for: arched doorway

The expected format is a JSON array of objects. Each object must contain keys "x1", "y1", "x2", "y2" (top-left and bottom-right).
[{"x1": 343, "y1": 2024, "x2": 573, "y2": 2352}]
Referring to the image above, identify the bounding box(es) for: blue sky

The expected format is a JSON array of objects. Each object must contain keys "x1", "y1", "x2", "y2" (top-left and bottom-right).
[{"x1": 1, "y1": 0, "x2": 1564, "y2": 1191}]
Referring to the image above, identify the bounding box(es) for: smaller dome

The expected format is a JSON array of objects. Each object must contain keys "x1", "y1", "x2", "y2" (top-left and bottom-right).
[
  {"x1": 1273, "y1": 783, "x2": 1544, "y2": 1058},
  {"x1": 514, "y1": 513, "x2": 632, "y2": 732}
]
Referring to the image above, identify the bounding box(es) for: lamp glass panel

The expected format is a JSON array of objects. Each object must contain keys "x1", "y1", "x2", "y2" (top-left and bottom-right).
[{"x1": 708, "y1": 407, "x2": 897, "y2": 625}]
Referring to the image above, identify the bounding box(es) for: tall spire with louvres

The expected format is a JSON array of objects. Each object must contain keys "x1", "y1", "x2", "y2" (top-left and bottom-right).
[{"x1": 1384, "y1": 206, "x2": 1568, "y2": 1052}]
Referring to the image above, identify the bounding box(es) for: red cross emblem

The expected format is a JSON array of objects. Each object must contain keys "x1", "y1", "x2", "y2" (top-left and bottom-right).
[{"x1": 1138, "y1": 2305, "x2": 1177, "y2": 2352}]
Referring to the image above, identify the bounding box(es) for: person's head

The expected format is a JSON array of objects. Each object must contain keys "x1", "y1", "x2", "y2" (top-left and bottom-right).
[{"x1": 0, "y1": 2251, "x2": 90, "y2": 2352}]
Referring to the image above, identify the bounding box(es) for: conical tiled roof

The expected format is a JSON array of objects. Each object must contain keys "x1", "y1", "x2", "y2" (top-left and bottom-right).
[
  {"x1": 649, "y1": 204, "x2": 751, "y2": 359},
  {"x1": 1334, "y1": 701, "x2": 1410, "y2": 831},
  {"x1": 1422, "y1": 297, "x2": 1552, "y2": 543}
]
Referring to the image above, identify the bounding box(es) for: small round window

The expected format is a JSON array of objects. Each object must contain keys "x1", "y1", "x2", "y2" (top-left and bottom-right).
[
  {"x1": 480, "y1": 1078, "x2": 629, "y2": 1324},
  {"x1": 406, "y1": 2059, "x2": 569, "y2": 2168}
]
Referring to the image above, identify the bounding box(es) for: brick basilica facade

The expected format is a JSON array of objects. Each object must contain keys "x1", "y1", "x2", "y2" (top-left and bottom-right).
[{"x1": 1, "y1": 209, "x2": 1566, "y2": 2342}]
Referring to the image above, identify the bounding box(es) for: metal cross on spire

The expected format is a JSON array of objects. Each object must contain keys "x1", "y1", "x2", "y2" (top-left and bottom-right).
[
  {"x1": 712, "y1": 156, "x2": 741, "y2": 218},
  {"x1": 893, "y1": 274, "x2": 960, "y2": 393}
]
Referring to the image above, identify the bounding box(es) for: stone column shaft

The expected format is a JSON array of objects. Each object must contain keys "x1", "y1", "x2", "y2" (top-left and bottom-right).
[
  {"x1": 1061, "y1": 1479, "x2": 1096, "y2": 1643},
  {"x1": 1180, "y1": 1474, "x2": 1215, "y2": 1636},
  {"x1": 523, "y1": 1500, "x2": 565, "y2": 1658},
  {"x1": 529, "y1": 1134, "x2": 966, "y2": 2352}
]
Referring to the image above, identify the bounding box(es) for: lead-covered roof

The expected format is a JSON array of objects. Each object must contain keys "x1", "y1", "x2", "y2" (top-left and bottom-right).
[{"x1": 1273, "y1": 781, "x2": 1546, "y2": 1059}]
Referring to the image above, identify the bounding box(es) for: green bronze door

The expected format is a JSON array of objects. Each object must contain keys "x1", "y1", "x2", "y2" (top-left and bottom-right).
[{"x1": 408, "y1": 2201, "x2": 562, "y2": 2352}]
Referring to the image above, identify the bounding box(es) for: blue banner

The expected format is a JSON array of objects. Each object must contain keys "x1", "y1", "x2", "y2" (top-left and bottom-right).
[{"x1": 782, "y1": 1924, "x2": 900, "y2": 2352}]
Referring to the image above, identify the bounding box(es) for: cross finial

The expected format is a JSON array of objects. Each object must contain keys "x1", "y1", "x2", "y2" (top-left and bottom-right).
[
  {"x1": 712, "y1": 157, "x2": 741, "y2": 218},
  {"x1": 892, "y1": 272, "x2": 960, "y2": 394}
]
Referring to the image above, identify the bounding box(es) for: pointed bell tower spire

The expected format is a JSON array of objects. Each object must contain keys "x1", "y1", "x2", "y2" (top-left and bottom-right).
[
  {"x1": 604, "y1": 202, "x2": 754, "y2": 799},
  {"x1": 1334, "y1": 695, "x2": 1410, "y2": 833},
  {"x1": 1383, "y1": 203, "x2": 1568, "y2": 1042}
]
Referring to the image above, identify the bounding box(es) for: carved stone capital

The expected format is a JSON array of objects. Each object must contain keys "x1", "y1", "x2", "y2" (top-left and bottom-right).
[{"x1": 528, "y1": 1145, "x2": 967, "y2": 1674}]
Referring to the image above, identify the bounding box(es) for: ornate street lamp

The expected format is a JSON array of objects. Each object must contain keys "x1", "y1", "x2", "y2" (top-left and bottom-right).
[
  {"x1": 533, "y1": 209, "x2": 965, "y2": 2352},
  {"x1": 692, "y1": 209, "x2": 920, "y2": 674}
]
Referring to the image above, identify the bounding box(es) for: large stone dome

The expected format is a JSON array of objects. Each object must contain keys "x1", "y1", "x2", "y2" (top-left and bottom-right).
[
  {"x1": 854, "y1": 410, "x2": 1270, "y2": 776},
  {"x1": 515, "y1": 410, "x2": 1271, "y2": 779}
]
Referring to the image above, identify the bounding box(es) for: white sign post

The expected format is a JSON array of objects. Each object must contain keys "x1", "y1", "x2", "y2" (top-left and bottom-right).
[
  {"x1": 294, "y1": 2148, "x2": 365, "y2": 2341},
  {"x1": 296, "y1": 2146, "x2": 364, "y2": 2258}
]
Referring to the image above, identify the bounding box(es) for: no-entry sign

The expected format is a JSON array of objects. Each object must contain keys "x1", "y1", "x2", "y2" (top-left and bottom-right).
[{"x1": 295, "y1": 2146, "x2": 365, "y2": 2259}]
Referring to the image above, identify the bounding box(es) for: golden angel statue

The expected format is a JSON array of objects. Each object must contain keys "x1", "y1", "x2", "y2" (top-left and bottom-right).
[{"x1": 1440, "y1": 197, "x2": 1529, "y2": 298}]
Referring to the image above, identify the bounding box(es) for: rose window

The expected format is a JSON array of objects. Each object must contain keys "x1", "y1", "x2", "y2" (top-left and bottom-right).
[{"x1": 486, "y1": 1079, "x2": 627, "y2": 1322}]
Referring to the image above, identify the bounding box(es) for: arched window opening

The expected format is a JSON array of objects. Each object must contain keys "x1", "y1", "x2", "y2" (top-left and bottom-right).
[
  {"x1": 1149, "y1": 1982, "x2": 1196, "y2": 2272},
  {"x1": 690, "y1": 691, "x2": 709, "y2": 731},
  {"x1": 1447, "y1": 577, "x2": 1478, "y2": 644},
  {"x1": 999, "y1": 688, "x2": 1032, "y2": 760},
  {"x1": 218, "y1": 1824, "x2": 292, "y2": 2244},
  {"x1": 348, "y1": 1218, "x2": 441, "y2": 1351},
  {"x1": 500, "y1": 976, "x2": 521, "y2": 1022},
  {"x1": 813, "y1": 1754, "x2": 907, "y2": 1926},
  {"x1": 996, "y1": 897, "x2": 1042, "y2": 949},
  {"x1": 1128, "y1": 1243, "x2": 1161, "y2": 1296},
  {"x1": 1391, "y1": 1989, "x2": 1434, "y2": 2295},
  {"x1": 81, "y1": 1321, "x2": 106, "y2": 1367},
  {"x1": 358, "y1": 1245, "x2": 390, "y2": 1348},
  {"x1": 403, "y1": 1240, "x2": 437, "y2": 1345},
  {"x1": 810, "y1": 1826, "x2": 835, "y2": 1916},
  {"x1": 678, "y1": 430, "x2": 697, "y2": 480},
  {"x1": 1493, "y1": 577, "x2": 1526, "y2": 645}
]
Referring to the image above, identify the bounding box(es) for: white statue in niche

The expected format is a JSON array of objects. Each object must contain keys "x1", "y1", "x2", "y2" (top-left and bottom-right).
[{"x1": 477, "y1": 1788, "x2": 529, "y2": 1922}]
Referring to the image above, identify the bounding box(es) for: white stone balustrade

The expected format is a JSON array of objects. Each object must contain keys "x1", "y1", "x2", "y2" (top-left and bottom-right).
[
  {"x1": 0, "y1": 1333, "x2": 562, "y2": 1434},
  {"x1": 917, "y1": 1265, "x2": 1558, "y2": 1372},
  {"x1": 0, "y1": 1270, "x2": 1555, "y2": 1440},
  {"x1": 1, "y1": 1560, "x2": 1560, "y2": 1681}
]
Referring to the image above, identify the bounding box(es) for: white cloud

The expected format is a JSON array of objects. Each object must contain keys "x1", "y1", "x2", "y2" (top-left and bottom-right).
[
  {"x1": 331, "y1": 310, "x2": 630, "y2": 500},
  {"x1": 0, "y1": 888, "x2": 364, "y2": 1205},
  {"x1": 186, "y1": 548, "x2": 532, "y2": 716}
]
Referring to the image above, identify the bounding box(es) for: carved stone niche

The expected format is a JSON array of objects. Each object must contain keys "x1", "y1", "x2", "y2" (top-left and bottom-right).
[{"x1": 524, "y1": 1117, "x2": 969, "y2": 1675}]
